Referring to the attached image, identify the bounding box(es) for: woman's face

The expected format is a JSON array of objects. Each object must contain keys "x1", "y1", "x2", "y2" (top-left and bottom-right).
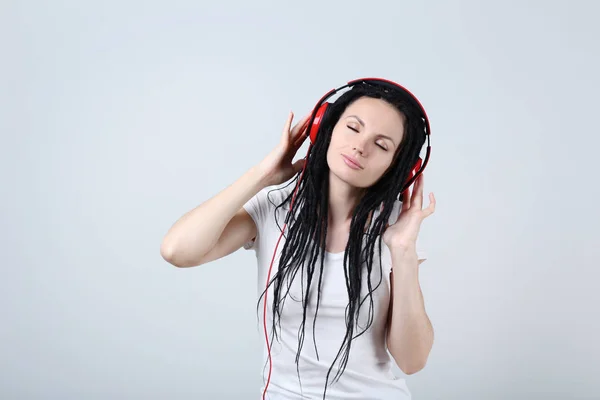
[{"x1": 326, "y1": 96, "x2": 405, "y2": 189}]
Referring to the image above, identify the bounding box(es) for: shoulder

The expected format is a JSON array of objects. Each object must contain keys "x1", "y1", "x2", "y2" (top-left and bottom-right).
[{"x1": 242, "y1": 182, "x2": 297, "y2": 251}]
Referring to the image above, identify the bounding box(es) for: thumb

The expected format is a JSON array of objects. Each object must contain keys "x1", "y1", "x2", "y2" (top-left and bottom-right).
[{"x1": 292, "y1": 157, "x2": 306, "y2": 173}]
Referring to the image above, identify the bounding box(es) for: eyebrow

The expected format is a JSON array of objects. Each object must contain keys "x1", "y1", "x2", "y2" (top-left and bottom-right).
[{"x1": 345, "y1": 115, "x2": 397, "y2": 145}]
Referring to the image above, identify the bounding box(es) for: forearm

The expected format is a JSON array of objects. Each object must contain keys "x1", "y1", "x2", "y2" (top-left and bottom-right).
[
  {"x1": 387, "y1": 245, "x2": 434, "y2": 374},
  {"x1": 160, "y1": 165, "x2": 269, "y2": 265}
]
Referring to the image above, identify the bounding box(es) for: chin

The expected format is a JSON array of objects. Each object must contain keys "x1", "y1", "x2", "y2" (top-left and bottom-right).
[{"x1": 329, "y1": 163, "x2": 367, "y2": 188}]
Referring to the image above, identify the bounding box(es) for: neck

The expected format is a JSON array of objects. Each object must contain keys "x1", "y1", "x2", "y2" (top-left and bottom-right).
[{"x1": 326, "y1": 172, "x2": 366, "y2": 228}]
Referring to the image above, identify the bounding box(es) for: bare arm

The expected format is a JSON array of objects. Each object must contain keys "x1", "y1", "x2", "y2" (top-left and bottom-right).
[
  {"x1": 160, "y1": 111, "x2": 311, "y2": 268},
  {"x1": 386, "y1": 245, "x2": 433, "y2": 374},
  {"x1": 160, "y1": 166, "x2": 269, "y2": 268}
]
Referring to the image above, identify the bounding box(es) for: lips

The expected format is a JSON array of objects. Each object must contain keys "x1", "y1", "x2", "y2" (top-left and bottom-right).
[{"x1": 342, "y1": 154, "x2": 363, "y2": 169}]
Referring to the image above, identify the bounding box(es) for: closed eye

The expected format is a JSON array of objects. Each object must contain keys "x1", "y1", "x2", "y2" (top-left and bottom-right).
[{"x1": 347, "y1": 125, "x2": 388, "y2": 151}]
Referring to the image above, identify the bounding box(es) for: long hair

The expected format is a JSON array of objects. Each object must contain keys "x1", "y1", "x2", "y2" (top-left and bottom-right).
[{"x1": 257, "y1": 82, "x2": 427, "y2": 398}]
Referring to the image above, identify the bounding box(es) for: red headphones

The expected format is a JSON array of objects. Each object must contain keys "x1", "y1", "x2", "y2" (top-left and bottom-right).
[
  {"x1": 261, "y1": 78, "x2": 431, "y2": 399},
  {"x1": 307, "y1": 77, "x2": 431, "y2": 197}
]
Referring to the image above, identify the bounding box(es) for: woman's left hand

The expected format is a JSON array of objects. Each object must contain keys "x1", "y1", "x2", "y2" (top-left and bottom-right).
[{"x1": 382, "y1": 174, "x2": 436, "y2": 249}]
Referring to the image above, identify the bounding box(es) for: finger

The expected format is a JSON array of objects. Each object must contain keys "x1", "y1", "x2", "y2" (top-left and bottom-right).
[
  {"x1": 291, "y1": 114, "x2": 310, "y2": 140},
  {"x1": 401, "y1": 188, "x2": 411, "y2": 211},
  {"x1": 292, "y1": 116, "x2": 312, "y2": 148},
  {"x1": 282, "y1": 111, "x2": 294, "y2": 143},
  {"x1": 423, "y1": 192, "x2": 436, "y2": 217},
  {"x1": 292, "y1": 125, "x2": 310, "y2": 149},
  {"x1": 412, "y1": 175, "x2": 424, "y2": 209}
]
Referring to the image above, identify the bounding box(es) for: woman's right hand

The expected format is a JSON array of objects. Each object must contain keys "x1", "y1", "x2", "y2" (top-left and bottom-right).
[{"x1": 257, "y1": 111, "x2": 311, "y2": 187}]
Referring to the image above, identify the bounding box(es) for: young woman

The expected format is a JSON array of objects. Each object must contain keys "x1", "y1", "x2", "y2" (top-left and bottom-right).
[{"x1": 161, "y1": 79, "x2": 436, "y2": 399}]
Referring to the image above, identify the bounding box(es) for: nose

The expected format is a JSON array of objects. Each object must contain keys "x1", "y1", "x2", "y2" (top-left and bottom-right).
[{"x1": 352, "y1": 138, "x2": 367, "y2": 155}]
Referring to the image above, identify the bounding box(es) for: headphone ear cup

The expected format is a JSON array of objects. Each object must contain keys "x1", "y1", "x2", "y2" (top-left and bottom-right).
[
  {"x1": 400, "y1": 157, "x2": 423, "y2": 199},
  {"x1": 309, "y1": 102, "x2": 330, "y2": 144}
]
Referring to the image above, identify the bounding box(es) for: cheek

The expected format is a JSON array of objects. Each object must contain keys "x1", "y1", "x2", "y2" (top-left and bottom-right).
[
  {"x1": 327, "y1": 131, "x2": 346, "y2": 158},
  {"x1": 329, "y1": 128, "x2": 344, "y2": 147},
  {"x1": 373, "y1": 159, "x2": 394, "y2": 178}
]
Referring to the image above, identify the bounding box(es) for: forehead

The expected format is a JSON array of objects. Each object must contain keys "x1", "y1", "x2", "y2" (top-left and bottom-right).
[{"x1": 342, "y1": 97, "x2": 405, "y2": 140}]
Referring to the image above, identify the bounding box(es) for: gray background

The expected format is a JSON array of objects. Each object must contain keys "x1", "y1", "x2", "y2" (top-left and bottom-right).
[{"x1": 2, "y1": 0, "x2": 599, "y2": 399}]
